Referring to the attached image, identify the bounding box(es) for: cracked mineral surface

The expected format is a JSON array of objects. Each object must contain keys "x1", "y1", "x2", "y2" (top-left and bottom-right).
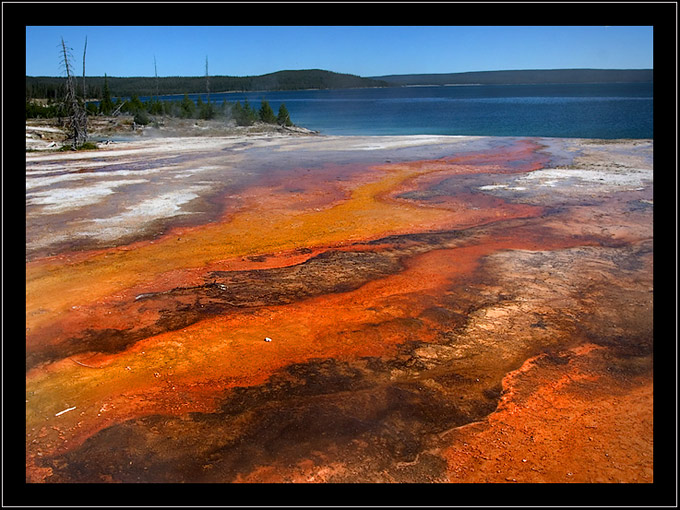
[{"x1": 25, "y1": 134, "x2": 653, "y2": 484}]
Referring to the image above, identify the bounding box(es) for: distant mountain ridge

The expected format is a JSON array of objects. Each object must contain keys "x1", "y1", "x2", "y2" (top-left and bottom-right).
[
  {"x1": 26, "y1": 68, "x2": 652, "y2": 100},
  {"x1": 371, "y1": 69, "x2": 653, "y2": 86},
  {"x1": 26, "y1": 69, "x2": 389, "y2": 99}
]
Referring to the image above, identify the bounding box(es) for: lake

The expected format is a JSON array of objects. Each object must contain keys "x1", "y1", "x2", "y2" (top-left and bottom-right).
[{"x1": 145, "y1": 82, "x2": 653, "y2": 139}]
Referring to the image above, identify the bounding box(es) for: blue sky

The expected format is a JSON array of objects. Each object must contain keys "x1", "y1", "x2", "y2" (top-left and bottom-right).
[{"x1": 26, "y1": 26, "x2": 653, "y2": 78}]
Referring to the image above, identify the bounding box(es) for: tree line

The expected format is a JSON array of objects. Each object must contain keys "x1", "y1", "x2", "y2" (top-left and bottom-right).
[
  {"x1": 26, "y1": 69, "x2": 389, "y2": 99},
  {"x1": 26, "y1": 39, "x2": 306, "y2": 137},
  {"x1": 374, "y1": 68, "x2": 654, "y2": 86},
  {"x1": 121, "y1": 93, "x2": 293, "y2": 127},
  {"x1": 27, "y1": 74, "x2": 294, "y2": 127}
]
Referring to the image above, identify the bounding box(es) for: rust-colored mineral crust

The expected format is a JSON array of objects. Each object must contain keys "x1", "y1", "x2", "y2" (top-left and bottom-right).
[{"x1": 25, "y1": 135, "x2": 653, "y2": 483}]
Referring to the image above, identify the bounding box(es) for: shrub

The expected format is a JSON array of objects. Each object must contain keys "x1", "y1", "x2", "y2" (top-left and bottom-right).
[{"x1": 133, "y1": 110, "x2": 150, "y2": 125}]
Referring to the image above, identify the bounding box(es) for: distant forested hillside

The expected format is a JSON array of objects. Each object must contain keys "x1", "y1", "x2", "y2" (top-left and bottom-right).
[
  {"x1": 26, "y1": 68, "x2": 653, "y2": 101},
  {"x1": 26, "y1": 69, "x2": 389, "y2": 99},
  {"x1": 371, "y1": 69, "x2": 653, "y2": 86}
]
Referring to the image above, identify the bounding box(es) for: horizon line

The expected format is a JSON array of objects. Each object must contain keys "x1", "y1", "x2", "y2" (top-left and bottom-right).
[{"x1": 26, "y1": 67, "x2": 654, "y2": 79}]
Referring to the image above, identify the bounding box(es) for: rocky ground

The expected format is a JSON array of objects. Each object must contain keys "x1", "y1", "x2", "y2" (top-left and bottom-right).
[
  {"x1": 26, "y1": 115, "x2": 317, "y2": 151},
  {"x1": 23, "y1": 128, "x2": 657, "y2": 491}
]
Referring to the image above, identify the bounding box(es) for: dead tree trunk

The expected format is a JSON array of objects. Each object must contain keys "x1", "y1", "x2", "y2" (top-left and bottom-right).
[
  {"x1": 82, "y1": 36, "x2": 87, "y2": 100},
  {"x1": 205, "y1": 56, "x2": 210, "y2": 105},
  {"x1": 60, "y1": 37, "x2": 87, "y2": 149},
  {"x1": 112, "y1": 100, "x2": 126, "y2": 116},
  {"x1": 154, "y1": 56, "x2": 160, "y2": 102}
]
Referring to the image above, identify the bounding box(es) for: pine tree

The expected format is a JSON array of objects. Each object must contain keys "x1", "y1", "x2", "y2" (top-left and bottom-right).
[
  {"x1": 277, "y1": 103, "x2": 293, "y2": 126},
  {"x1": 99, "y1": 74, "x2": 114, "y2": 115},
  {"x1": 231, "y1": 101, "x2": 245, "y2": 125},
  {"x1": 242, "y1": 100, "x2": 257, "y2": 125},
  {"x1": 149, "y1": 99, "x2": 163, "y2": 115},
  {"x1": 259, "y1": 99, "x2": 276, "y2": 124},
  {"x1": 180, "y1": 93, "x2": 196, "y2": 118},
  {"x1": 128, "y1": 94, "x2": 144, "y2": 113}
]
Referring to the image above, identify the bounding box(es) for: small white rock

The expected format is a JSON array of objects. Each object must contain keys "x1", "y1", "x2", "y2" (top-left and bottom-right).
[{"x1": 264, "y1": 337, "x2": 272, "y2": 342}]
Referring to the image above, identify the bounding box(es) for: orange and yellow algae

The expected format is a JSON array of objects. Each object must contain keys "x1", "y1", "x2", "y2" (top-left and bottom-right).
[
  {"x1": 26, "y1": 230, "x2": 591, "y2": 463},
  {"x1": 26, "y1": 141, "x2": 546, "y2": 355},
  {"x1": 25, "y1": 137, "x2": 653, "y2": 484},
  {"x1": 26, "y1": 140, "x2": 550, "y2": 463}
]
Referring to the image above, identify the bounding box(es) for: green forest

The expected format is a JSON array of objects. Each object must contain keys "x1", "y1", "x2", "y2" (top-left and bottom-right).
[
  {"x1": 26, "y1": 69, "x2": 389, "y2": 100},
  {"x1": 371, "y1": 68, "x2": 653, "y2": 86},
  {"x1": 27, "y1": 91, "x2": 292, "y2": 128}
]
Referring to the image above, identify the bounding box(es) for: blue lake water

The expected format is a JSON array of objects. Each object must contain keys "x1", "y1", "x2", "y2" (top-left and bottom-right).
[{"x1": 145, "y1": 82, "x2": 653, "y2": 139}]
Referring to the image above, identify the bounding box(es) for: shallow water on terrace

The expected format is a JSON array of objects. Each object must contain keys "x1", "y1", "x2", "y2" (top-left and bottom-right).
[{"x1": 25, "y1": 137, "x2": 562, "y2": 261}]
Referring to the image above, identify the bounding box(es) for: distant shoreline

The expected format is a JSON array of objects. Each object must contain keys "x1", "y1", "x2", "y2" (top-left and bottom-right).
[
  {"x1": 130, "y1": 81, "x2": 651, "y2": 103},
  {"x1": 371, "y1": 68, "x2": 653, "y2": 87},
  {"x1": 26, "y1": 68, "x2": 652, "y2": 100}
]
